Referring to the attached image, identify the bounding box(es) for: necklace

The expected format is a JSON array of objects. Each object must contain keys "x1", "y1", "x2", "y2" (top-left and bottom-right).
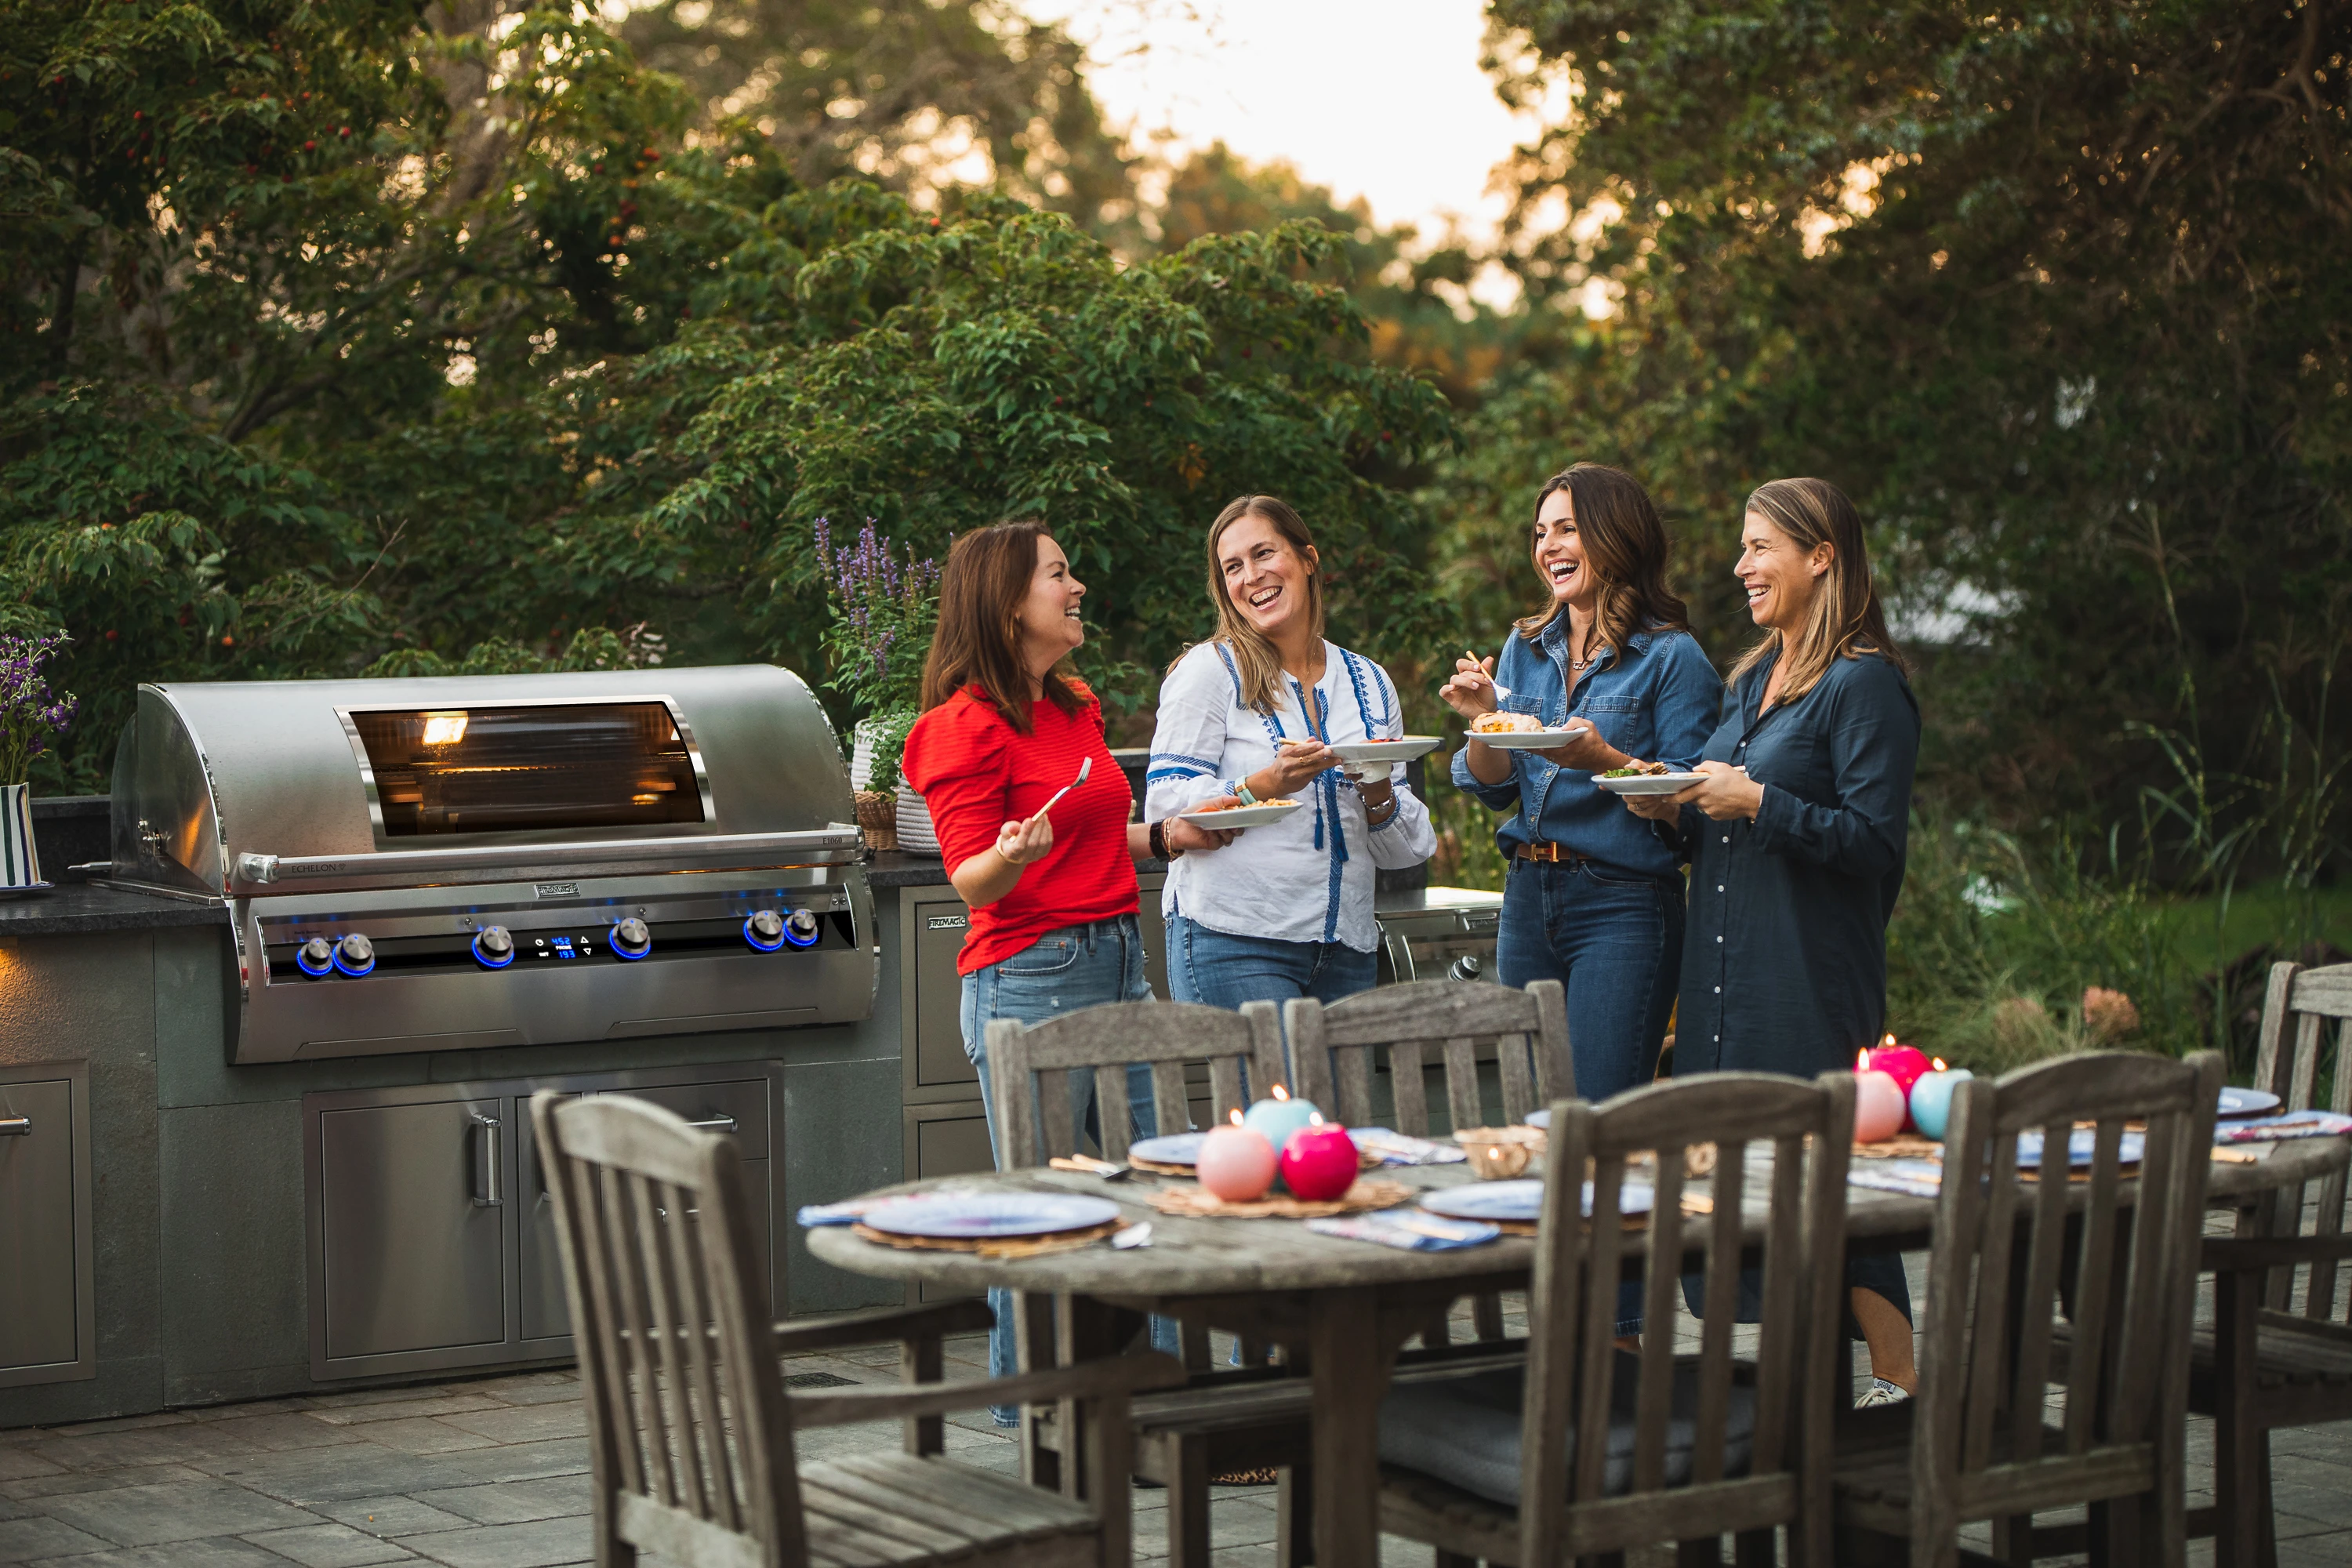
[{"x1": 1569, "y1": 630, "x2": 1603, "y2": 670}]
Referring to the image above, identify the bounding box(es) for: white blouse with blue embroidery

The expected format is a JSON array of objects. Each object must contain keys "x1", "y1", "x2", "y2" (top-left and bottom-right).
[{"x1": 1145, "y1": 639, "x2": 1436, "y2": 952}]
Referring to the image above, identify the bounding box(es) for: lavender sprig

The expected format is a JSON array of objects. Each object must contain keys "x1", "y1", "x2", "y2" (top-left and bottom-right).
[
  {"x1": 0, "y1": 634, "x2": 78, "y2": 786},
  {"x1": 812, "y1": 517, "x2": 940, "y2": 715}
]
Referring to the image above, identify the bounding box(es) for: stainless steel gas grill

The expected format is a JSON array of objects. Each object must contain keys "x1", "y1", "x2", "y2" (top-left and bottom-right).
[{"x1": 107, "y1": 667, "x2": 875, "y2": 1063}]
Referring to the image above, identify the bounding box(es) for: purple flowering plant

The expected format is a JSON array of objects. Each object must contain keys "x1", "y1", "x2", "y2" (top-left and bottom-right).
[
  {"x1": 814, "y1": 518, "x2": 940, "y2": 792},
  {"x1": 0, "y1": 635, "x2": 78, "y2": 786}
]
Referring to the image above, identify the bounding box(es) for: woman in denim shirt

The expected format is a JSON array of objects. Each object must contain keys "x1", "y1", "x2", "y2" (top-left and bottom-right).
[{"x1": 1442, "y1": 463, "x2": 1722, "y2": 1102}]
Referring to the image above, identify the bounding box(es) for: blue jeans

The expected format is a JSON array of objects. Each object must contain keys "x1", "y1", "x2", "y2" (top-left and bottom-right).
[
  {"x1": 1166, "y1": 914, "x2": 1378, "y2": 1018},
  {"x1": 1497, "y1": 858, "x2": 1683, "y2": 1331},
  {"x1": 959, "y1": 915, "x2": 1173, "y2": 1421}
]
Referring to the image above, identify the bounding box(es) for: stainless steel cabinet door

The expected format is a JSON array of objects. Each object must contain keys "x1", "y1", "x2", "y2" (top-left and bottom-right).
[
  {"x1": 0, "y1": 1079, "x2": 78, "y2": 1374},
  {"x1": 318, "y1": 1097, "x2": 506, "y2": 1363}
]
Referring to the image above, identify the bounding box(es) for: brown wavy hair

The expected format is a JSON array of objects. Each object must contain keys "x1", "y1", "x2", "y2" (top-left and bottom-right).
[
  {"x1": 1513, "y1": 463, "x2": 1690, "y2": 657},
  {"x1": 1200, "y1": 494, "x2": 1326, "y2": 715},
  {"x1": 1726, "y1": 477, "x2": 1907, "y2": 702},
  {"x1": 918, "y1": 521, "x2": 1085, "y2": 733}
]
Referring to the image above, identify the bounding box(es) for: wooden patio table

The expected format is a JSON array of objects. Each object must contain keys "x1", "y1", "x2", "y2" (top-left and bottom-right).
[{"x1": 808, "y1": 1134, "x2": 2347, "y2": 1566}]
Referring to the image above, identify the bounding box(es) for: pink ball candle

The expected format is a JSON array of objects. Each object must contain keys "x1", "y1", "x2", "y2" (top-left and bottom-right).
[
  {"x1": 1854, "y1": 1071, "x2": 1907, "y2": 1145},
  {"x1": 1860, "y1": 1040, "x2": 1933, "y2": 1129},
  {"x1": 1278, "y1": 1122, "x2": 1359, "y2": 1202},
  {"x1": 1196, "y1": 1120, "x2": 1278, "y2": 1202}
]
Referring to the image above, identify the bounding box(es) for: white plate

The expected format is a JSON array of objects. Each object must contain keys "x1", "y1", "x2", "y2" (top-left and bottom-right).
[
  {"x1": 1524, "y1": 1109, "x2": 1550, "y2": 1130},
  {"x1": 1180, "y1": 800, "x2": 1305, "y2": 830},
  {"x1": 1419, "y1": 1178, "x2": 1655, "y2": 1224},
  {"x1": 1127, "y1": 1132, "x2": 1205, "y2": 1167},
  {"x1": 1465, "y1": 725, "x2": 1592, "y2": 751},
  {"x1": 1593, "y1": 771, "x2": 1708, "y2": 797},
  {"x1": 858, "y1": 1192, "x2": 1123, "y2": 1240},
  {"x1": 1280, "y1": 735, "x2": 1443, "y2": 765},
  {"x1": 2217, "y1": 1087, "x2": 2282, "y2": 1119}
]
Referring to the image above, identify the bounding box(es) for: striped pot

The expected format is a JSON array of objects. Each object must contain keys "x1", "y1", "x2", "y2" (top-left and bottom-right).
[{"x1": 0, "y1": 785, "x2": 42, "y2": 888}]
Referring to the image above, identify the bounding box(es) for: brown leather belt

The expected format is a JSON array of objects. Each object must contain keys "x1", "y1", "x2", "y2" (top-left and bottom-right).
[{"x1": 1514, "y1": 840, "x2": 1590, "y2": 866}]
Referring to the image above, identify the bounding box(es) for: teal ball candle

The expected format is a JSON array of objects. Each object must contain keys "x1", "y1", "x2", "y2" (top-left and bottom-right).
[
  {"x1": 1908, "y1": 1067, "x2": 1974, "y2": 1141},
  {"x1": 1242, "y1": 1091, "x2": 1320, "y2": 1152}
]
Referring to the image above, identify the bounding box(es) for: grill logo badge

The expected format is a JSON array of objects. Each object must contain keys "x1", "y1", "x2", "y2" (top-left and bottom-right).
[{"x1": 533, "y1": 882, "x2": 579, "y2": 898}]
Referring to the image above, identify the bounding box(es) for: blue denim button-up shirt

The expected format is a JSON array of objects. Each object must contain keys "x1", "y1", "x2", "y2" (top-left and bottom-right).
[{"x1": 1450, "y1": 620, "x2": 1723, "y2": 878}]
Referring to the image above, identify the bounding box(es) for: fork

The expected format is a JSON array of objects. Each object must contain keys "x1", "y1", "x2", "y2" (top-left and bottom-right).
[{"x1": 1033, "y1": 755, "x2": 1091, "y2": 820}]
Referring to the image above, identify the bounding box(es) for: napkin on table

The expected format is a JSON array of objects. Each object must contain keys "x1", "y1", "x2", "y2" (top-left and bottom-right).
[
  {"x1": 1305, "y1": 1214, "x2": 1498, "y2": 1250},
  {"x1": 2216, "y1": 1111, "x2": 2352, "y2": 1145}
]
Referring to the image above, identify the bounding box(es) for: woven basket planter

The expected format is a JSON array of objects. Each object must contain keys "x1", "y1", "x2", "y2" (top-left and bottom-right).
[{"x1": 853, "y1": 789, "x2": 899, "y2": 852}]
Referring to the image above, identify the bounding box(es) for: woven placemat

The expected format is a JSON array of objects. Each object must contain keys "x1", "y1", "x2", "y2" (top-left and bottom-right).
[
  {"x1": 1129, "y1": 1156, "x2": 1195, "y2": 1176},
  {"x1": 1855, "y1": 1134, "x2": 1944, "y2": 1160},
  {"x1": 851, "y1": 1218, "x2": 1123, "y2": 1259},
  {"x1": 1149, "y1": 1178, "x2": 1413, "y2": 1219},
  {"x1": 1454, "y1": 1124, "x2": 1547, "y2": 1149}
]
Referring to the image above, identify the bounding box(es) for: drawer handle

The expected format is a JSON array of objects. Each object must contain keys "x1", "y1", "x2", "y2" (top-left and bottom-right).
[
  {"x1": 686, "y1": 1115, "x2": 739, "y2": 1134},
  {"x1": 471, "y1": 1114, "x2": 503, "y2": 1207},
  {"x1": 0, "y1": 1116, "x2": 27, "y2": 1136}
]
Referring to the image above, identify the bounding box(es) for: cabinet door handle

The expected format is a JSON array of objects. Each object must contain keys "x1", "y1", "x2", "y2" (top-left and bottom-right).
[
  {"x1": 0, "y1": 1115, "x2": 27, "y2": 1136},
  {"x1": 471, "y1": 1114, "x2": 503, "y2": 1207},
  {"x1": 686, "y1": 1115, "x2": 738, "y2": 1134}
]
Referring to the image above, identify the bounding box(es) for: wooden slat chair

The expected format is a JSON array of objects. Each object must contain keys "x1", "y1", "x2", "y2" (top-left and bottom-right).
[
  {"x1": 2196, "y1": 960, "x2": 2352, "y2": 1568},
  {"x1": 530, "y1": 1090, "x2": 1183, "y2": 1568},
  {"x1": 1287, "y1": 978, "x2": 1573, "y2": 1343},
  {"x1": 1835, "y1": 1050, "x2": 2225, "y2": 1568},
  {"x1": 1375, "y1": 1070, "x2": 1857, "y2": 1567}
]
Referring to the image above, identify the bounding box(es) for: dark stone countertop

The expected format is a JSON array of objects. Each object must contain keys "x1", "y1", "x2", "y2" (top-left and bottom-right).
[
  {"x1": 863, "y1": 850, "x2": 1173, "y2": 888},
  {"x1": 0, "y1": 881, "x2": 227, "y2": 935}
]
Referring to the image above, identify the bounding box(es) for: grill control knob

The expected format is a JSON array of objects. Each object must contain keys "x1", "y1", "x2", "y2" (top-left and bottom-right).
[
  {"x1": 333, "y1": 933, "x2": 376, "y2": 978},
  {"x1": 611, "y1": 917, "x2": 652, "y2": 960},
  {"x1": 296, "y1": 937, "x2": 336, "y2": 978},
  {"x1": 744, "y1": 909, "x2": 786, "y2": 952},
  {"x1": 1446, "y1": 953, "x2": 1483, "y2": 982},
  {"x1": 472, "y1": 926, "x2": 515, "y2": 969},
  {"x1": 782, "y1": 909, "x2": 822, "y2": 948}
]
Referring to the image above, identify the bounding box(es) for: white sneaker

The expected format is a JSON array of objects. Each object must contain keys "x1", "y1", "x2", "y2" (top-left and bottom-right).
[{"x1": 1857, "y1": 1377, "x2": 1911, "y2": 1408}]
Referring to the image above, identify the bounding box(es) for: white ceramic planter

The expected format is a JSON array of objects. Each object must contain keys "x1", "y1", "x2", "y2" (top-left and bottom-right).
[{"x1": 895, "y1": 786, "x2": 939, "y2": 855}]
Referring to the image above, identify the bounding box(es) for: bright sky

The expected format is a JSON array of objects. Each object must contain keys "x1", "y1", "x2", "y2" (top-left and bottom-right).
[{"x1": 1035, "y1": 0, "x2": 1535, "y2": 252}]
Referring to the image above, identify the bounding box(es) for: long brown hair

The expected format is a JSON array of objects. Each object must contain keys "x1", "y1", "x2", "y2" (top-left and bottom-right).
[
  {"x1": 918, "y1": 521, "x2": 1084, "y2": 732},
  {"x1": 1201, "y1": 495, "x2": 1326, "y2": 715},
  {"x1": 1514, "y1": 463, "x2": 1690, "y2": 659},
  {"x1": 1727, "y1": 477, "x2": 1907, "y2": 702}
]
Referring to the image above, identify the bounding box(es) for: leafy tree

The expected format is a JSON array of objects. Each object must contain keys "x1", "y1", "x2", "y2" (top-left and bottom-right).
[{"x1": 1455, "y1": 0, "x2": 2350, "y2": 872}]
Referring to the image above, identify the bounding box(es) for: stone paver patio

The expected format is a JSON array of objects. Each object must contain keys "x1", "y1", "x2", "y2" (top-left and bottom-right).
[{"x1": 3, "y1": 1278, "x2": 2348, "y2": 1566}]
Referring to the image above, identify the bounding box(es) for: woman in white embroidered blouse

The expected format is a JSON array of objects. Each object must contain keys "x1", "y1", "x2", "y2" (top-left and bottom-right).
[{"x1": 1145, "y1": 495, "x2": 1436, "y2": 1012}]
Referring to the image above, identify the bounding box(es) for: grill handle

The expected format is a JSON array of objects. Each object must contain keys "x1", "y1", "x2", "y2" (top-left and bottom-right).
[
  {"x1": 0, "y1": 1115, "x2": 29, "y2": 1137},
  {"x1": 233, "y1": 828, "x2": 862, "y2": 889},
  {"x1": 470, "y1": 1113, "x2": 503, "y2": 1207}
]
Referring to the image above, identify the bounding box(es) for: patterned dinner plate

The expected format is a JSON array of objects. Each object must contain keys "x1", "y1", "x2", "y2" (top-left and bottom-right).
[
  {"x1": 2013, "y1": 1129, "x2": 2147, "y2": 1169},
  {"x1": 1127, "y1": 1132, "x2": 1206, "y2": 1167},
  {"x1": 858, "y1": 1192, "x2": 1123, "y2": 1240},
  {"x1": 1420, "y1": 1178, "x2": 1656, "y2": 1224}
]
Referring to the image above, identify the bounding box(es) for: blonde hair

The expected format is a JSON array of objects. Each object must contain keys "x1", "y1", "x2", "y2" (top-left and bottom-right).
[
  {"x1": 1199, "y1": 495, "x2": 1326, "y2": 715},
  {"x1": 1727, "y1": 477, "x2": 1907, "y2": 702}
]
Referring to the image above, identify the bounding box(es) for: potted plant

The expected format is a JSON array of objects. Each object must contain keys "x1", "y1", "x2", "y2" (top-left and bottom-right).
[
  {"x1": 814, "y1": 518, "x2": 939, "y2": 852},
  {"x1": 0, "y1": 633, "x2": 78, "y2": 891}
]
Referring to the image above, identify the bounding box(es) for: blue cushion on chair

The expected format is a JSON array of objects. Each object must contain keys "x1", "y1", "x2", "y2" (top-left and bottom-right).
[{"x1": 1376, "y1": 1352, "x2": 1755, "y2": 1507}]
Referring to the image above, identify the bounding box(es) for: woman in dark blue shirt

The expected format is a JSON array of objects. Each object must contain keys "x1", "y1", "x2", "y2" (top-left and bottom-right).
[
  {"x1": 1624, "y1": 475, "x2": 1920, "y2": 1403},
  {"x1": 1443, "y1": 463, "x2": 1722, "y2": 1102}
]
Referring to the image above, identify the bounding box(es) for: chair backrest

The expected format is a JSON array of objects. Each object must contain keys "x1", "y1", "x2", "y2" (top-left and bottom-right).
[
  {"x1": 1284, "y1": 978, "x2": 1571, "y2": 1134},
  {"x1": 1517, "y1": 1072, "x2": 1854, "y2": 1563},
  {"x1": 532, "y1": 1090, "x2": 804, "y2": 1568},
  {"x1": 2249, "y1": 960, "x2": 2352, "y2": 1321},
  {"x1": 1912, "y1": 1051, "x2": 2223, "y2": 1531},
  {"x1": 985, "y1": 999, "x2": 1285, "y2": 1167}
]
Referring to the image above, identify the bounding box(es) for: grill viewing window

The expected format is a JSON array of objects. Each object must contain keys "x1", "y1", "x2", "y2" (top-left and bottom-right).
[{"x1": 347, "y1": 702, "x2": 706, "y2": 837}]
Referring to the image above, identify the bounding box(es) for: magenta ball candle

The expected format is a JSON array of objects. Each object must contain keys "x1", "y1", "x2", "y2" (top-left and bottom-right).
[
  {"x1": 1854, "y1": 1071, "x2": 1908, "y2": 1144},
  {"x1": 1196, "y1": 1123, "x2": 1279, "y2": 1202},
  {"x1": 1279, "y1": 1123, "x2": 1359, "y2": 1202},
  {"x1": 1242, "y1": 1091, "x2": 1320, "y2": 1152}
]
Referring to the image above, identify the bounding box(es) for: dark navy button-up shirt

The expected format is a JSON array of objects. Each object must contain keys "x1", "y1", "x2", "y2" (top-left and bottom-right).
[
  {"x1": 1671, "y1": 649, "x2": 1919, "y2": 1080},
  {"x1": 1450, "y1": 619, "x2": 1722, "y2": 879}
]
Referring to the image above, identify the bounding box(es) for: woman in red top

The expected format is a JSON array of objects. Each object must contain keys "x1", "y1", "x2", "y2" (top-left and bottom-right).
[{"x1": 900, "y1": 521, "x2": 1229, "y2": 1419}]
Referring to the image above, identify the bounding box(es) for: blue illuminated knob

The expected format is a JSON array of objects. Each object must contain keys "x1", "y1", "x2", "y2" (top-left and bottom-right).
[
  {"x1": 782, "y1": 909, "x2": 821, "y2": 949},
  {"x1": 471, "y1": 926, "x2": 515, "y2": 969},
  {"x1": 296, "y1": 937, "x2": 336, "y2": 978},
  {"x1": 332, "y1": 933, "x2": 376, "y2": 977},
  {"x1": 611, "y1": 917, "x2": 652, "y2": 960},
  {"x1": 743, "y1": 909, "x2": 785, "y2": 951}
]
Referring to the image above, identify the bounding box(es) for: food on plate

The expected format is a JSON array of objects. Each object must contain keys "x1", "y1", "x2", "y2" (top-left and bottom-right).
[
  {"x1": 1600, "y1": 760, "x2": 1672, "y2": 778},
  {"x1": 1191, "y1": 795, "x2": 1298, "y2": 812},
  {"x1": 1469, "y1": 711, "x2": 1546, "y2": 734}
]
